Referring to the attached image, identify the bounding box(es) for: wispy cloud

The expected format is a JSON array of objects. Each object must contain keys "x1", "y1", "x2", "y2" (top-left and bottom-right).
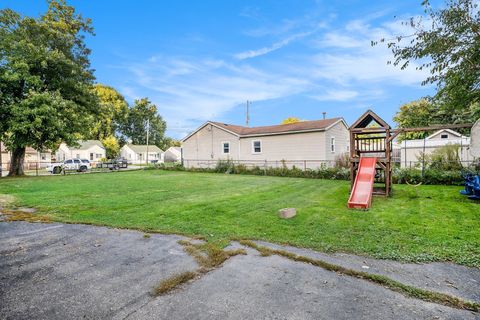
[
  {"x1": 116, "y1": 10, "x2": 431, "y2": 138},
  {"x1": 234, "y1": 31, "x2": 313, "y2": 60}
]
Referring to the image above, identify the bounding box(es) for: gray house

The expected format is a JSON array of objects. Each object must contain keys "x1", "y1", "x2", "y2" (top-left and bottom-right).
[{"x1": 181, "y1": 118, "x2": 349, "y2": 169}]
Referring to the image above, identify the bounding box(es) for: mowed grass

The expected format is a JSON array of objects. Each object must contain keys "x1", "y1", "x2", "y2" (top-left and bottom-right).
[{"x1": 0, "y1": 170, "x2": 479, "y2": 267}]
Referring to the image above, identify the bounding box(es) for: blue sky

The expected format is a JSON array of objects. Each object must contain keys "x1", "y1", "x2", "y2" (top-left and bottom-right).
[{"x1": 4, "y1": 0, "x2": 436, "y2": 138}]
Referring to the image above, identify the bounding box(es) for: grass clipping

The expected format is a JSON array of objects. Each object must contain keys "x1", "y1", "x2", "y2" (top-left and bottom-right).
[
  {"x1": 152, "y1": 240, "x2": 246, "y2": 296},
  {"x1": 239, "y1": 240, "x2": 480, "y2": 313},
  {"x1": 152, "y1": 271, "x2": 197, "y2": 296}
]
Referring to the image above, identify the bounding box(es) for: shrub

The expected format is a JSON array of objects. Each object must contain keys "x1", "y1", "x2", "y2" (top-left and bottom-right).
[
  {"x1": 154, "y1": 160, "x2": 467, "y2": 185},
  {"x1": 419, "y1": 144, "x2": 463, "y2": 171},
  {"x1": 334, "y1": 152, "x2": 350, "y2": 168}
]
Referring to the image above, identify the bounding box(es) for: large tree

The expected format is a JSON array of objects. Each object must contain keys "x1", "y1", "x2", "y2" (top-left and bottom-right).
[
  {"x1": 121, "y1": 98, "x2": 166, "y2": 148},
  {"x1": 89, "y1": 84, "x2": 128, "y2": 140},
  {"x1": 377, "y1": 0, "x2": 480, "y2": 124},
  {"x1": 393, "y1": 99, "x2": 435, "y2": 140},
  {"x1": 0, "y1": 0, "x2": 97, "y2": 176}
]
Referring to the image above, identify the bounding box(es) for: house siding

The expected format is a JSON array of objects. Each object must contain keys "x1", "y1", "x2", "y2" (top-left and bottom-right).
[
  {"x1": 183, "y1": 120, "x2": 350, "y2": 169},
  {"x1": 182, "y1": 124, "x2": 239, "y2": 168},
  {"x1": 324, "y1": 121, "x2": 350, "y2": 162}
]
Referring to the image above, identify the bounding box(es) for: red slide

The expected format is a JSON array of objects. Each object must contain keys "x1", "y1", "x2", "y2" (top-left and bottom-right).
[{"x1": 348, "y1": 157, "x2": 377, "y2": 209}]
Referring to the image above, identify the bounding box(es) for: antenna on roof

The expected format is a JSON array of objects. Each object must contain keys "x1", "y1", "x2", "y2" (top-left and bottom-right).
[
  {"x1": 246, "y1": 100, "x2": 251, "y2": 127},
  {"x1": 322, "y1": 112, "x2": 326, "y2": 120}
]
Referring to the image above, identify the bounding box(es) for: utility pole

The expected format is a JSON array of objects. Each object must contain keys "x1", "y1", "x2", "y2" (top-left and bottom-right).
[
  {"x1": 246, "y1": 100, "x2": 251, "y2": 127},
  {"x1": 146, "y1": 119, "x2": 150, "y2": 165}
]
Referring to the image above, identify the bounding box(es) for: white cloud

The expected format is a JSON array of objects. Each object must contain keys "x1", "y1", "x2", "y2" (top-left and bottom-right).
[
  {"x1": 234, "y1": 31, "x2": 313, "y2": 60},
  {"x1": 119, "y1": 58, "x2": 312, "y2": 137},
  {"x1": 116, "y1": 12, "x2": 432, "y2": 138},
  {"x1": 310, "y1": 90, "x2": 359, "y2": 102}
]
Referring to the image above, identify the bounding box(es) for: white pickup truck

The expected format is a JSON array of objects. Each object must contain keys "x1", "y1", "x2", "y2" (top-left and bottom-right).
[{"x1": 47, "y1": 159, "x2": 91, "y2": 174}]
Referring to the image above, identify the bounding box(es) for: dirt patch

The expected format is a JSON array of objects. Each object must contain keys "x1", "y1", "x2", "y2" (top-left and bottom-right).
[
  {"x1": 1, "y1": 210, "x2": 50, "y2": 223},
  {"x1": 0, "y1": 194, "x2": 15, "y2": 206}
]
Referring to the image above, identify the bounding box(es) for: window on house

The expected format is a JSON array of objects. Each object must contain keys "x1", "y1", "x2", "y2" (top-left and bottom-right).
[
  {"x1": 40, "y1": 153, "x2": 46, "y2": 161},
  {"x1": 96, "y1": 154, "x2": 102, "y2": 159},
  {"x1": 330, "y1": 137, "x2": 336, "y2": 153},
  {"x1": 76, "y1": 154, "x2": 80, "y2": 159},
  {"x1": 90, "y1": 153, "x2": 94, "y2": 161},
  {"x1": 441, "y1": 134, "x2": 448, "y2": 139},
  {"x1": 222, "y1": 142, "x2": 230, "y2": 154},
  {"x1": 252, "y1": 140, "x2": 262, "y2": 153}
]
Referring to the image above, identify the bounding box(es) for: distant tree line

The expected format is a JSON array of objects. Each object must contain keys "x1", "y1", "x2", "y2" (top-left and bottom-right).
[{"x1": 0, "y1": 0, "x2": 179, "y2": 176}]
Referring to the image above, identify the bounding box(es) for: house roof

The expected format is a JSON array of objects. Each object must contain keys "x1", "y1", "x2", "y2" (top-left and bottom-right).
[
  {"x1": 183, "y1": 118, "x2": 346, "y2": 141},
  {"x1": 68, "y1": 140, "x2": 105, "y2": 150},
  {"x1": 426, "y1": 129, "x2": 465, "y2": 140},
  {"x1": 126, "y1": 144, "x2": 163, "y2": 153},
  {"x1": 166, "y1": 147, "x2": 182, "y2": 153}
]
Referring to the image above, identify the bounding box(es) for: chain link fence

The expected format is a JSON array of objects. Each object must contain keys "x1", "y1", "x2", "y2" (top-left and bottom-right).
[
  {"x1": 0, "y1": 161, "x2": 142, "y2": 177},
  {"x1": 182, "y1": 159, "x2": 339, "y2": 170}
]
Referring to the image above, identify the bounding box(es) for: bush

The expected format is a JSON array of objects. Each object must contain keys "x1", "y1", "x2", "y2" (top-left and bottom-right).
[
  {"x1": 419, "y1": 144, "x2": 463, "y2": 171},
  {"x1": 334, "y1": 152, "x2": 350, "y2": 169},
  {"x1": 153, "y1": 160, "x2": 467, "y2": 185},
  {"x1": 393, "y1": 167, "x2": 466, "y2": 185}
]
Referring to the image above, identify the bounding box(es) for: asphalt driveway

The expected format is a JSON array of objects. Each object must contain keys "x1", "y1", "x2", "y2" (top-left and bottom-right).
[{"x1": 1, "y1": 222, "x2": 479, "y2": 320}]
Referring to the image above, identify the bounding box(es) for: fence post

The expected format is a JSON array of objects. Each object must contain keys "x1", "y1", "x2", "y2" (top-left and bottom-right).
[{"x1": 36, "y1": 162, "x2": 38, "y2": 176}]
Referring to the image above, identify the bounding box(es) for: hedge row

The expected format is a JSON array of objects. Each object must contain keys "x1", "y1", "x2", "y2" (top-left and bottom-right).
[{"x1": 153, "y1": 162, "x2": 473, "y2": 186}]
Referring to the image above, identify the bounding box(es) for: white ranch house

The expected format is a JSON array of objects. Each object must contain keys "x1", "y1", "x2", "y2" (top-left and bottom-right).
[
  {"x1": 56, "y1": 140, "x2": 106, "y2": 162},
  {"x1": 181, "y1": 118, "x2": 350, "y2": 169},
  {"x1": 120, "y1": 144, "x2": 164, "y2": 164},
  {"x1": 164, "y1": 147, "x2": 182, "y2": 162},
  {"x1": 394, "y1": 129, "x2": 472, "y2": 167}
]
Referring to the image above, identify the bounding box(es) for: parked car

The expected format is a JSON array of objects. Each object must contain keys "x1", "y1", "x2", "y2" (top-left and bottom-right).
[
  {"x1": 46, "y1": 159, "x2": 90, "y2": 174},
  {"x1": 80, "y1": 159, "x2": 92, "y2": 170}
]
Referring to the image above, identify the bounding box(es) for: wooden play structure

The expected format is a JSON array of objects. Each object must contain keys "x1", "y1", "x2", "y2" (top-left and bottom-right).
[
  {"x1": 348, "y1": 110, "x2": 474, "y2": 209},
  {"x1": 348, "y1": 110, "x2": 392, "y2": 208}
]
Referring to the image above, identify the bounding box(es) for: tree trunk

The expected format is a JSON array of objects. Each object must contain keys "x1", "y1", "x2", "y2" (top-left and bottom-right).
[{"x1": 8, "y1": 146, "x2": 26, "y2": 176}]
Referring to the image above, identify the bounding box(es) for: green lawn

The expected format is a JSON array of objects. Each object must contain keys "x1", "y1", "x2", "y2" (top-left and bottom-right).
[{"x1": 0, "y1": 170, "x2": 479, "y2": 267}]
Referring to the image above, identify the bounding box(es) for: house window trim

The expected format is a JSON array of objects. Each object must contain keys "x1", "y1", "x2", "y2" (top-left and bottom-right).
[
  {"x1": 330, "y1": 136, "x2": 336, "y2": 153},
  {"x1": 440, "y1": 134, "x2": 449, "y2": 139},
  {"x1": 252, "y1": 140, "x2": 262, "y2": 154},
  {"x1": 222, "y1": 141, "x2": 230, "y2": 155}
]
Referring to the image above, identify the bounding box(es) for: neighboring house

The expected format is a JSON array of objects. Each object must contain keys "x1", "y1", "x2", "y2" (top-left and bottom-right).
[
  {"x1": 120, "y1": 144, "x2": 164, "y2": 164},
  {"x1": 181, "y1": 118, "x2": 350, "y2": 169},
  {"x1": 56, "y1": 140, "x2": 106, "y2": 162},
  {"x1": 0, "y1": 142, "x2": 52, "y2": 170},
  {"x1": 394, "y1": 129, "x2": 472, "y2": 167},
  {"x1": 164, "y1": 147, "x2": 182, "y2": 162}
]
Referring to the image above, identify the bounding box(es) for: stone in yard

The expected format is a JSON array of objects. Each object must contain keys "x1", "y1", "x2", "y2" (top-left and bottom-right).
[{"x1": 278, "y1": 208, "x2": 296, "y2": 219}]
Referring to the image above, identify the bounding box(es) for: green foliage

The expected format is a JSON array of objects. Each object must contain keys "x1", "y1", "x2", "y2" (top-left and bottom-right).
[
  {"x1": 90, "y1": 84, "x2": 128, "y2": 140},
  {"x1": 160, "y1": 159, "x2": 468, "y2": 186},
  {"x1": 101, "y1": 135, "x2": 120, "y2": 159},
  {"x1": 121, "y1": 98, "x2": 166, "y2": 148},
  {"x1": 0, "y1": 0, "x2": 97, "y2": 175},
  {"x1": 159, "y1": 136, "x2": 181, "y2": 151},
  {"x1": 393, "y1": 167, "x2": 470, "y2": 185},
  {"x1": 393, "y1": 99, "x2": 435, "y2": 140},
  {"x1": 421, "y1": 144, "x2": 463, "y2": 171},
  {"x1": 377, "y1": 0, "x2": 480, "y2": 124}
]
